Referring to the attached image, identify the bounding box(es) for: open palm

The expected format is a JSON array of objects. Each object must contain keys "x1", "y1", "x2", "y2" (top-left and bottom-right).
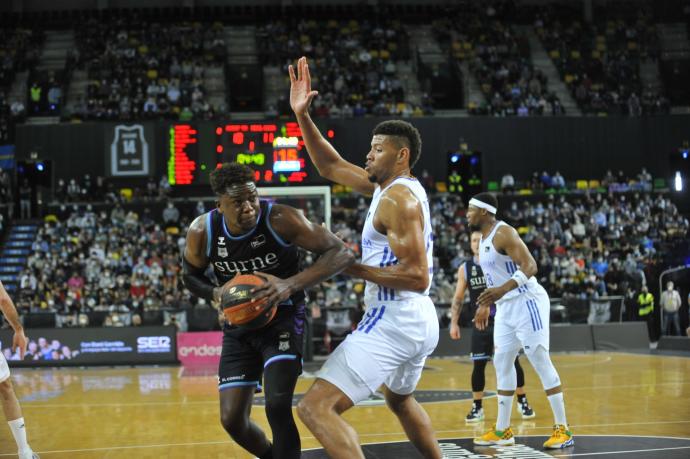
[{"x1": 289, "y1": 56, "x2": 319, "y2": 115}]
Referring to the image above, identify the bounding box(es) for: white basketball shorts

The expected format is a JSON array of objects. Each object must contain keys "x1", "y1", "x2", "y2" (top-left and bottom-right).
[{"x1": 318, "y1": 296, "x2": 439, "y2": 404}]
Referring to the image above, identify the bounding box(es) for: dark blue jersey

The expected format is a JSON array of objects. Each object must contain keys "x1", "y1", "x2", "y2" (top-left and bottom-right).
[{"x1": 205, "y1": 200, "x2": 305, "y2": 305}]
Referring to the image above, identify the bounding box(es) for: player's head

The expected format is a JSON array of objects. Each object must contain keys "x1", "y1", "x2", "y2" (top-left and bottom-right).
[
  {"x1": 470, "y1": 231, "x2": 482, "y2": 256},
  {"x1": 467, "y1": 192, "x2": 498, "y2": 230},
  {"x1": 210, "y1": 162, "x2": 260, "y2": 232},
  {"x1": 366, "y1": 120, "x2": 422, "y2": 184}
]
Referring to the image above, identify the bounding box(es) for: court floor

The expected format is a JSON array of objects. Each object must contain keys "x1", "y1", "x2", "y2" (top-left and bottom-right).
[{"x1": 0, "y1": 352, "x2": 689, "y2": 458}]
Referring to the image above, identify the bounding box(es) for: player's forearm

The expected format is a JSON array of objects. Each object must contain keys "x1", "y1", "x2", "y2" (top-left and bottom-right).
[
  {"x1": 286, "y1": 245, "x2": 355, "y2": 294},
  {"x1": 181, "y1": 258, "x2": 219, "y2": 303},
  {"x1": 345, "y1": 262, "x2": 429, "y2": 293},
  {"x1": 295, "y1": 112, "x2": 342, "y2": 179},
  {"x1": 450, "y1": 298, "x2": 463, "y2": 323},
  {"x1": 0, "y1": 297, "x2": 23, "y2": 332}
]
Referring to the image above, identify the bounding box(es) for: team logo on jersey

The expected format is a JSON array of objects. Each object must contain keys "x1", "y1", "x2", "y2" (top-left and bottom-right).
[
  {"x1": 471, "y1": 266, "x2": 477, "y2": 276},
  {"x1": 251, "y1": 234, "x2": 266, "y2": 249},
  {"x1": 278, "y1": 332, "x2": 290, "y2": 351},
  {"x1": 218, "y1": 247, "x2": 228, "y2": 258},
  {"x1": 484, "y1": 246, "x2": 490, "y2": 252},
  {"x1": 217, "y1": 237, "x2": 226, "y2": 246}
]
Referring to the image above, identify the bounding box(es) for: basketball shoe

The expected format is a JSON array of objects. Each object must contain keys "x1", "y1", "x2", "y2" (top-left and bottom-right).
[
  {"x1": 465, "y1": 406, "x2": 484, "y2": 423},
  {"x1": 543, "y1": 424, "x2": 574, "y2": 449},
  {"x1": 517, "y1": 397, "x2": 536, "y2": 419},
  {"x1": 473, "y1": 425, "x2": 515, "y2": 446}
]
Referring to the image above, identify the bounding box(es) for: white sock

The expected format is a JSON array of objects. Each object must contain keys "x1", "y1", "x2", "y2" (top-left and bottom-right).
[
  {"x1": 8, "y1": 417, "x2": 30, "y2": 453},
  {"x1": 496, "y1": 395, "x2": 513, "y2": 431},
  {"x1": 547, "y1": 392, "x2": 568, "y2": 426}
]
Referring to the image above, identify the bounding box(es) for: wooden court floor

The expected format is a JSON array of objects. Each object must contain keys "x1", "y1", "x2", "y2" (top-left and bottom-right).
[{"x1": 0, "y1": 352, "x2": 689, "y2": 458}]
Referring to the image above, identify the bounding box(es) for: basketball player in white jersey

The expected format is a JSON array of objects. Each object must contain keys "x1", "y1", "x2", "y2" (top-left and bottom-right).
[
  {"x1": 289, "y1": 57, "x2": 441, "y2": 459},
  {"x1": 0, "y1": 281, "x2": 39, "y2": 459},
  {"x1": 467, "y1": 193, "x2": 574, "y2": 449}
]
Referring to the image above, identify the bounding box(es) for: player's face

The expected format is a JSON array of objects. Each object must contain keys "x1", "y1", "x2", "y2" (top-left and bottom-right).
[
  {"x1": 470, "y1": 232, "x2": 482, "y2": 256},
  {"x1": 365, "y1": 135, "x2": 401, "y2": 183},
  {"x1": 217, "y1": 182, "x2": 260, "y2": 233},
  {"x1": 466, "y1": 205, "x2": 482, "y2": 229}
]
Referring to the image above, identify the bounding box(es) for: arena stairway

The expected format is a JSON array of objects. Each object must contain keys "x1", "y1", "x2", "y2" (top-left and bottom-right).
[{"x1": 0, "y1": 222, "x2": 39, "y2": 293}]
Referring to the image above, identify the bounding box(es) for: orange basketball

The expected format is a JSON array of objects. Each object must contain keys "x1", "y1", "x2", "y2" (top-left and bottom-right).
[{"x1": 220, "y1": 274, "x2": 277, "y2": 329}]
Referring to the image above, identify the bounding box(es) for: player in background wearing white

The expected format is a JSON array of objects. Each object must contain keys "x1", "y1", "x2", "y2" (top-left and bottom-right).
[
  {"x1": 0, "y1": 281, "x2": 39, "y2": 459},
  {"x1": 467, "y1": 193, "x2": 574, "y2": 449},
  {"x1": 290, "y1": 57, "x2": 441, "y2": 459}
]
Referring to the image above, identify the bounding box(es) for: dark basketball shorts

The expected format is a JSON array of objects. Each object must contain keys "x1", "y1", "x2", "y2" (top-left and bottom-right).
[
  {"x1": 470, "y1": 318, "x2": 495, "y2": 361},
  {"x1": 218, "y1": 303, "x2": 305, "y2": 392}
]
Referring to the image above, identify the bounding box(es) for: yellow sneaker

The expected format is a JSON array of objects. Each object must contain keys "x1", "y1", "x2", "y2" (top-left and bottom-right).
[
  {"x1": 473, "y1": 424, "x2": 515, "y2": 446},
  {"x1": 543, "y1": 424, "x2": 574, "y2": 449}
]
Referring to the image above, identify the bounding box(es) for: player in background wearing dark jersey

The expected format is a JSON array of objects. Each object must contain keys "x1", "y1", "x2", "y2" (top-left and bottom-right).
[
  {"x1": 449, "y1": 231, "x2": 535, "y2": 423},
  {"x1": 182, "y1": 162, "x2": 355, "y2": 459},
  {"x1": 0, "y1": 281, "x2": 39, "y2": 459}
]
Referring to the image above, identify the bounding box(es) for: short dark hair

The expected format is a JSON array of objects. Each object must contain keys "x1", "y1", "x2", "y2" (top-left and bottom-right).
[
  {"x1": 471, "y1": 192, "x2": 498, "y2": 213},
  {"x1": 372, "y1": 120, "x2": 422, "y2": 168},
  {"x1": 210, "y1": 162, "x2": 255, "y2": 195}
]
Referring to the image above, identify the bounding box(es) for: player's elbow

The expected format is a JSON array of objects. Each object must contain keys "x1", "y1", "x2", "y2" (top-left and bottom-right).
[
  {"x1": 523, "y1": 260, "x2": 538, "y2": 278},
  {"x1": 410, "y1": 269, "x2": 430, "y2": 293}
]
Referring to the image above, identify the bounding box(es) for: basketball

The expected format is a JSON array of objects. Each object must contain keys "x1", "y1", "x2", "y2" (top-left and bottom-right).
[{"x1": 220, "y1": 274, "x2": 277, "y2": 329}]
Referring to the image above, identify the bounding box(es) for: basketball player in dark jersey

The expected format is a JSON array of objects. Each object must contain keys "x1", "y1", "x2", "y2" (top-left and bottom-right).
[
  {"x1": 182, "y1": 162, "x2": 355, "y2": 459},
  {"x1": 450, "y1": 231, "x2": 535, "y2": 423}
]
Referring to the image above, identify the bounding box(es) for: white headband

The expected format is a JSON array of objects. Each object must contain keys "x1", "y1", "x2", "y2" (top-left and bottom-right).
[{"x1": 469, "y1": 198, "x2": 497, "y2": 214}]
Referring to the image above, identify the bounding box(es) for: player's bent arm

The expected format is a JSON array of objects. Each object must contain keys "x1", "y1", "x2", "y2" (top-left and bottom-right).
[
  {"x1": 295, "y1": 112, "x2": 375, "y2": 195},
  {"x1": 0, "y1": 281, "x2": 24, "y2": 332},
  {"x1": 493, "y1": 225, "x2": 538, "y2": 293},
  {"x1": 182, "y1": 214, "x2": 220, "y2": 303},
  {"x1": 270, "y1": 204, "x2": 355, "y2": 292},
  {"x1": 346, "y1": 186, "x2": 429, "y2": 292},
  {"x1": 450, "y1": 264, "x2": 467, "y2": 324}
]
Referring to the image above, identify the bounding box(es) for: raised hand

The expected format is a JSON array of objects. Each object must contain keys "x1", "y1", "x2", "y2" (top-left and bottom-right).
[{"x1": 289, "y1": 56, "x2": 319, "y2": 116}]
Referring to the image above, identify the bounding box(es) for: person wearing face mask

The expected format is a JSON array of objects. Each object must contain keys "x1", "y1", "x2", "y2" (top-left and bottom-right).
[{"x1": 660, "y1": 281, "x2": 682, "y2": 336}]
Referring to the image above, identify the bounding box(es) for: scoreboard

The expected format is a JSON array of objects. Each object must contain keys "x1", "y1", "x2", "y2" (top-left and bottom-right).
[{"x1": 167, "y1": 121, "x2": 335, "y2": 186}]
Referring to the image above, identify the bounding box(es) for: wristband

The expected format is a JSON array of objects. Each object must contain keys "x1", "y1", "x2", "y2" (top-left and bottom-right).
[{"x1": 511, "y1": 270, "x2": 529, "y2": 288}]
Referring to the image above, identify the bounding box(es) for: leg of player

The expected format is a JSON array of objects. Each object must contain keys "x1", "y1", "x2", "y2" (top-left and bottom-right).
[
  {"x1": 525, "y1": 345, "x2": 574, "y2": 449},
  {"x1": 467, "y1": 358, "x2": 488, "y2": 423},
  {"x1": 383, "y1": 387, "x2": 442, "y2": 458},
  {"x1": 219, "y1": 387, "x2": 273, "y2": 458},
  {"x1": 514, "y1": 357, "x2": 535, "y2": 419},
  {"x1": 263, "y1": 359, "x2": 301, "y2": 459},
  {"x1": 474, "y1": 347, "x2": 519, "y2": 446},
  {"x1": 0, "y1": 378, "x2": 36, "y2": 459},
  {"x1": 296, "y1": 379, "x2": 363, "y2": 459}
]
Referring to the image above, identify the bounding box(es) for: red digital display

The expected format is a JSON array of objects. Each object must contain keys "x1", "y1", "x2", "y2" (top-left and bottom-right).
[
  {"x1": 168, "y1": 125, "x2": 198, "y2": 185},
  {"x1": 167, "y1": 122, "x2": 334, "y2": 186}
]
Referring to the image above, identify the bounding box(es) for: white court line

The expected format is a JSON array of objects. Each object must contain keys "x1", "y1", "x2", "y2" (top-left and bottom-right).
[
  {"x1": 2, "y1": 431, "x2": 688, "y2": 456},
  {"x1": 553, "y1": 446, "x2": 690, "y2": 457},
  {"x1": 20, "y1": 380, "x2": 690, "y2": 409}
]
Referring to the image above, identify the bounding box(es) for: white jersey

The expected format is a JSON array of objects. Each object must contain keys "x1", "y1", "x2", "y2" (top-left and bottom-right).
[
  {"x1": 478, "y1": 220, "x2": 540, "y2": 304},
  {"x1": 361, "y1": 177, "x2": 433, "y2": 304}
]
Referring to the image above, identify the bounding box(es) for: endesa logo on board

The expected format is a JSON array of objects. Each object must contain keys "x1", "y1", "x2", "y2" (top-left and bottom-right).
[{"x1": 177, "y1": 332, "x2": 223, "y2": 365}]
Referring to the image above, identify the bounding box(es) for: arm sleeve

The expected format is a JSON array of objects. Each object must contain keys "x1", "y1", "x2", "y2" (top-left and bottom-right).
[{"x1": 181, "y1": 257, "x2": 216, "y2": 303}]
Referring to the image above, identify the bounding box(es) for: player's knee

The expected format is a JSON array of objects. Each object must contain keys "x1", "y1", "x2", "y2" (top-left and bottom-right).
[
  {"x1": 296, "y1": 396, "x2": 316, "y2": 426},
  {"x1": 0, "y1": 379, "x2": 14, "y2": 399},
  {"x1": 220, "y1": 408, "x2": 249, "y2": 438},
  {"x1": 265, "y1": 392, "x2": 293, "y2": 420},
  {"x1": 527, "y1": 346, "x2": 561, "y2": 389}
]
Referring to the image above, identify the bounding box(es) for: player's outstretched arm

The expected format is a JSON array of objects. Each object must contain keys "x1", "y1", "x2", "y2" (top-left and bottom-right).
[
  {"x1": 345, "y1": 185, "x2": 429, "y2": 292},
  {"x1": 182, "y1": 214, "x2": 221, "y2": 303},
  {"x1": 289, "y1": 56, "x2": 375, "y2": 195},
  {"x1": 252, "y1": 204, "x2": 355, "y2": 306}
]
